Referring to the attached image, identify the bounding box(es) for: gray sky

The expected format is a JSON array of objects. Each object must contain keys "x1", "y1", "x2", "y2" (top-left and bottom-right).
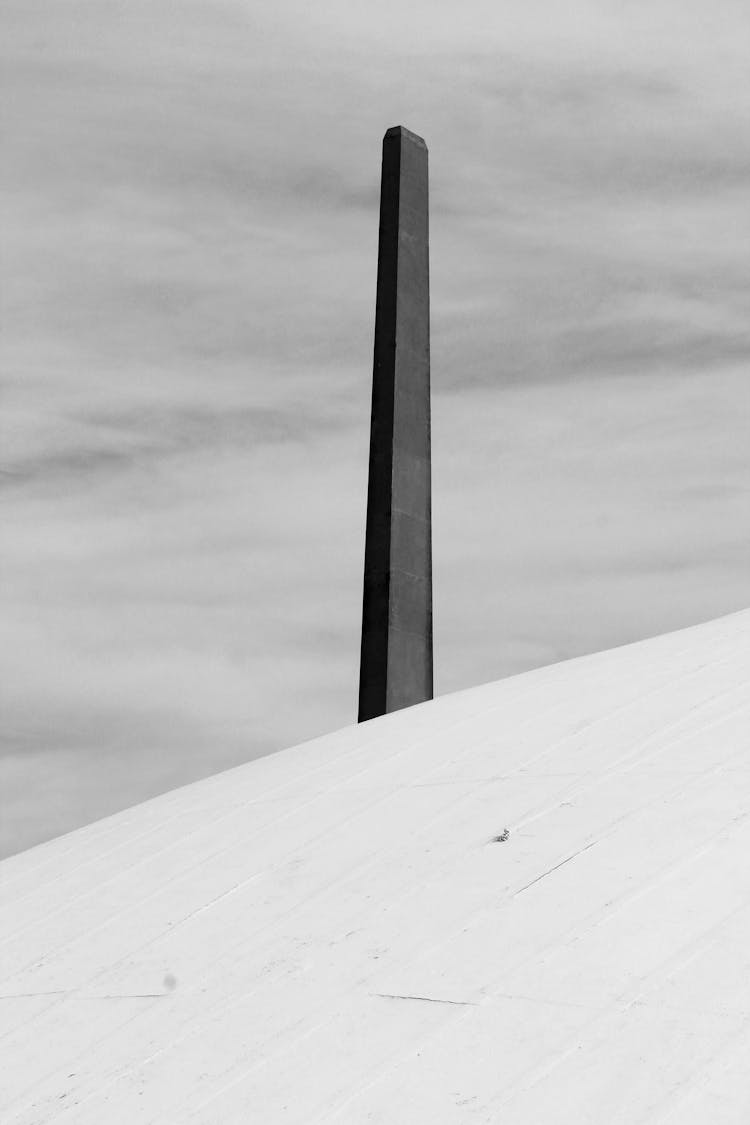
[{"x1": 3, "y1": 0, "x2": 750, "y2": 858}]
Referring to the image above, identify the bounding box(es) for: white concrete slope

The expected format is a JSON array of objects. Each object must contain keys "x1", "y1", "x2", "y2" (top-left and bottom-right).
[{"x1": 3, "y1": 611, "x2": 750, "y2": 1124}]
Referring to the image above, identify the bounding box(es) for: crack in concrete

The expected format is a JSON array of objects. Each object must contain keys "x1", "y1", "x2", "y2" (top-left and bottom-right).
[
  {"x1": 371, "y1": 991, "x2": 478, "y2": 1007},
  {"x1": 514, "y1": 840, "x2": 598, "y2": 896}
]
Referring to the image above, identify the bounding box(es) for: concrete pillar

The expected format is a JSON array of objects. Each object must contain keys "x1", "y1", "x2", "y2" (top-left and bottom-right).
[{"x1": 358, "y1": 126, "x2": 433, "y2": 722}]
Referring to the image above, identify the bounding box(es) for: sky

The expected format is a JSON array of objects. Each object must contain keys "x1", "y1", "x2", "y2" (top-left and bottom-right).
[{"x1": 2, "y1": 0, "x2": 750, "y2": 858}]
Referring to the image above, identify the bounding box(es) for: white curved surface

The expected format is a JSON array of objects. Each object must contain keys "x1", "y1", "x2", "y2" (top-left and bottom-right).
[{"x1": 2, "y1": 610, "x2": 750, "y2": 1123}]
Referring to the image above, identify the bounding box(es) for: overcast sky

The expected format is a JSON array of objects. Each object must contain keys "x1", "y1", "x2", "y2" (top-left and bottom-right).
[{"x1": 3, "y1": 0, "x2": 750, "y2": 858}]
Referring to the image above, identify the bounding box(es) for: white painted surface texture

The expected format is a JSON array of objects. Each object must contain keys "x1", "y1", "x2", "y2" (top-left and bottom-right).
[{"x1": 2, "y1": 610, "x2": 750, "y2": 1122}]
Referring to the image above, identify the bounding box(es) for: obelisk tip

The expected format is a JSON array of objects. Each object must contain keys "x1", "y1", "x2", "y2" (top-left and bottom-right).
[{"x1": 383, "y1": 125, "x2": 428, "y2": 150}]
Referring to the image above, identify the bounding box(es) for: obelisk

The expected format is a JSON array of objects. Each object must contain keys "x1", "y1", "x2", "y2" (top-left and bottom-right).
[{"x1": 358, "y1": 126, "x2": 433, "y2": 722}]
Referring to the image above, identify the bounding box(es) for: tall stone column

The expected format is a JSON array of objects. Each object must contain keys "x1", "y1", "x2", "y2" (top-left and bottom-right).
[{"x1": 358, "y1": 126, "x2": 433, "y2": 722}]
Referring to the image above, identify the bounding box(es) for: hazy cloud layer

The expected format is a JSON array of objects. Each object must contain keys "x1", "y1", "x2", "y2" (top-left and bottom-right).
[{"x1": 2, "y1": 0, "x2": 750, "y2": 856}]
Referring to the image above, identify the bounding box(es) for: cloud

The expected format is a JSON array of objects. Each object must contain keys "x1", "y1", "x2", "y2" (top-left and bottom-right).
[{"x1": 2, "y1": 0, "x2": 750, "y2": 857}]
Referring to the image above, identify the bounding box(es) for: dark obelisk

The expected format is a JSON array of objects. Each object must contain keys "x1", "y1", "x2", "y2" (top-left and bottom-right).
[{"x1": 358, "y1": 126, "x2": 433, "y2": 722}]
